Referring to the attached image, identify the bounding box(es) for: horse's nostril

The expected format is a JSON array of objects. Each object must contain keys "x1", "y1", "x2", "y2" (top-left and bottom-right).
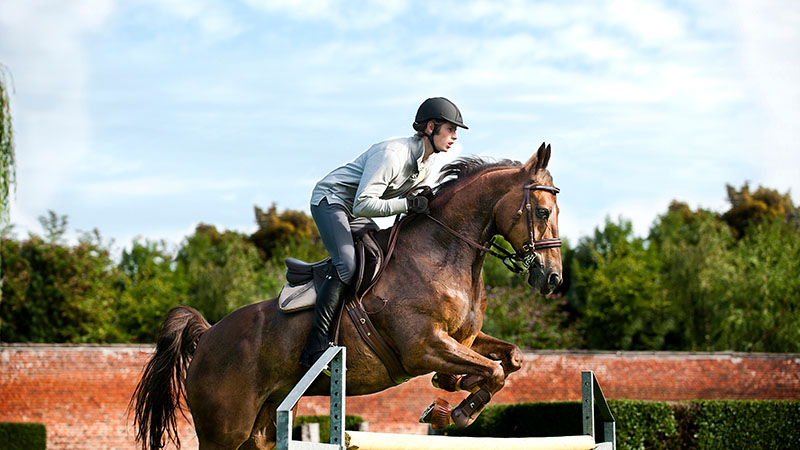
[{"x1": 548, "y1": 272, "x2": 562, "y2": 289}]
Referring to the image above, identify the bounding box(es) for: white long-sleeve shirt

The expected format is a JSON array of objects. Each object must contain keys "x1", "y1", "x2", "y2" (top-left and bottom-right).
[{"x1": 310, "y1": 135, "x2": 436, "y2": 218}]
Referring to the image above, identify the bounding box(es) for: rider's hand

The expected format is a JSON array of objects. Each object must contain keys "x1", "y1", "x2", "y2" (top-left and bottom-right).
[{"x1": 406, "y1": 195, "x2": 430, "y2": 215}]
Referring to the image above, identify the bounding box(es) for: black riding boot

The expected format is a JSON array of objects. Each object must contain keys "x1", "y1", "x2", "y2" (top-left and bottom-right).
[{"x1": 299, "y1": 270, "x2": 350, "y2": 368}]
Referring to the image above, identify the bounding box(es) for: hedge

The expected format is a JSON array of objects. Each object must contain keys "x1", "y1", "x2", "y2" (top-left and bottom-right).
[
  {"x1": 0, "y1": 422, "x2": 47, "y2": 450},
  {"x1": 444, "y1": 400, "x2": 800, "y2": 450},
  {"x1": 292, "y1": 414, "x2": 364, "y2": 443}
]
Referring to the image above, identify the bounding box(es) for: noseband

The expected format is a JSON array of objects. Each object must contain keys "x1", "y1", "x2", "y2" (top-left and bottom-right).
[{"x1": 422, "y1": 182, "x2": 562, "y2": 274}]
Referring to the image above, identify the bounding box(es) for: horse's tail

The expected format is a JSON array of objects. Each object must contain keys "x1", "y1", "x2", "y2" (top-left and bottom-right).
[{"x1": 130, "y1": 306, "x2": 211, "y2": 450}]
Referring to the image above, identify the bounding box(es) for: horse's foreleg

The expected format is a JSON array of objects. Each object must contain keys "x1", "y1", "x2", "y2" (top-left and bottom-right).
[
  {"x1": 412, "y1": 331, "x2": 506, "y2": 429},
  {"x1": 432, "y1": 332, "x2": 523, "y2": 393}
]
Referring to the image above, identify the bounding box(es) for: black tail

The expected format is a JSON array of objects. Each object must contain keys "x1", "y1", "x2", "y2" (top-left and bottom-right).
[{"x1": 130, "y1": 306, "x2": 211, "y2": 450}]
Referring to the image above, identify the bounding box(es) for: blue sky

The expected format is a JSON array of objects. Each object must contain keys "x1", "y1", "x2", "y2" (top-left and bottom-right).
[{"x1": 1, "y1": 0, "x2": 798, "y2": 254}]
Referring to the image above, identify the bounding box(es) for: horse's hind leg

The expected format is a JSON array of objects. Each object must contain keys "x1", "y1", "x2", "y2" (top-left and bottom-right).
[{"x1": 239, "y1": 402, "x2": 295, "y2": 450}]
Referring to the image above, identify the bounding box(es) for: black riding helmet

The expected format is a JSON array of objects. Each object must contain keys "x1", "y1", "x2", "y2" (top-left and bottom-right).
[
  {"x1": 414, "y1": 97, "x2": 468, "y2": 130},
  {"x1": 414, "y1": 97, "x2": 468, "y2": 154}
]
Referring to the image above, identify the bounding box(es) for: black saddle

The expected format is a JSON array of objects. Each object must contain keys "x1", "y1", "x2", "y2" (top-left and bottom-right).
[{"x1": 284, "y1": 218, "x2": 384, "y2": 297}]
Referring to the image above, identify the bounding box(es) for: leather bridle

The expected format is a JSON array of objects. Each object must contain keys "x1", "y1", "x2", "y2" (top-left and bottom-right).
[{"x1": 423, "y1": 182, "x2": 562, "y2": 273}]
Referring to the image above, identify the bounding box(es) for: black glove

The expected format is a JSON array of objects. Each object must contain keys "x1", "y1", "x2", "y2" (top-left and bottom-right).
[{"x1": 406, "y1": 194, "x2": 430, "y2": 215}]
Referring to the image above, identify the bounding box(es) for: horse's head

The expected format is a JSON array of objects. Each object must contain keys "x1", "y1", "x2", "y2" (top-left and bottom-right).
[{"x1": 494, "y1": 143, "x2": 563, "y2": 295}]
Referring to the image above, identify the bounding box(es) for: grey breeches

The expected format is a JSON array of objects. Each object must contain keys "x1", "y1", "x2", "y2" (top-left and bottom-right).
[{"x1": 310, "y1": 199, "x2": 367, "y2": 285}]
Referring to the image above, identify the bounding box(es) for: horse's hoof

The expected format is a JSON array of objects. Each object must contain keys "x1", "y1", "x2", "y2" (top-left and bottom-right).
[
  {"x1": 451, "y1": 389, "x2": 492, "y2": 428},
  {"x1": 419, "y1": 398, "x2": 453, "y2": 429},
  {"x1": 431, "y1": 373, "x2": 461, "y2": 392}
]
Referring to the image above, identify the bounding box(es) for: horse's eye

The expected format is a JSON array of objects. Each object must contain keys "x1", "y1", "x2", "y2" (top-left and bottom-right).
[{"x1": 536, "y1": 208, "x2": 550, "y2": 219}]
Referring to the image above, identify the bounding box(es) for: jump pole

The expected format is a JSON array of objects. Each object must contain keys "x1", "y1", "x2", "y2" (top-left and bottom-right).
[{"x1": 276, "y1": 347, "x2": 616, "y2": 450}]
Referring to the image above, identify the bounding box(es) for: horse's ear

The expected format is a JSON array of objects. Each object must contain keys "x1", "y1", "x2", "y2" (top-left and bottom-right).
[
  {"x1": 539, "y1": 144, "x2": 552, "y2": 170},
  {"x1": 525, "y1": 142, "x2": 547, "y2": 173}
]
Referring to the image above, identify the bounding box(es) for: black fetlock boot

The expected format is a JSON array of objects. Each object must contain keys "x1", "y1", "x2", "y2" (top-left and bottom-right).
[{"x1": 300, "y1": 269, "x2": 350, "y2": 368}]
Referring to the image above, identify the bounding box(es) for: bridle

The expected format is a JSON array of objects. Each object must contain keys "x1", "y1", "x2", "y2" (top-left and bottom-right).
[{"x1": 422, "y1": 182, "x2": 562, "y2": 273}]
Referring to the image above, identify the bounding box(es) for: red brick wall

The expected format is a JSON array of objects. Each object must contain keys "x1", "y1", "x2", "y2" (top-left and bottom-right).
[{"x1": 2, "y1": 345, "x2": 798, "y2": 449}]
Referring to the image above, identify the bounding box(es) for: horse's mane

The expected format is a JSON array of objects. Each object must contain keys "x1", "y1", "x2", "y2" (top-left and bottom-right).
[{"x1": 433, "y1": 156, "x2": 521, "y2": 197}]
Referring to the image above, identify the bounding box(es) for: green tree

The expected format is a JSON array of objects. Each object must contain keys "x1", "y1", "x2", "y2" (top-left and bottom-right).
[
  {"x1": 0, "y1": 64, "x2": 14, "y2": 222},
  {"x1": 115, "y1": 239, "x2": 188, "y2": 342},
  {"x1": 715, "y1": 218, "x2": 800, "y2": 352},
  {"x1": 0, "y1": 225, "x2": 121, "y2": 342},
  {"x1": 722, "y1": 182, "x2": 799, "y2": 238},
  {"x1": 176, "y1": 224, "x2": 273, "y2": 323},
  {"x1": 1, "y1": 64, "x2": 17, "y2": 305},
  {"x1": 649, "y1": 202, "x2": 735, "y2": 350},
  {"x1": 482, "y1": 285, "x2": 583, "y2": 349},
  {"x1": 250, "y1": 203, "x2": 324, "y2": 261},
  {"x1": 571, "y1": 217, "x2": 670, "y2": 350}
]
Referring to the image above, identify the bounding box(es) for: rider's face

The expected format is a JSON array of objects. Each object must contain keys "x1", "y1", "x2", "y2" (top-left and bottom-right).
[{"x1": 429, "y1": 122, "x2": 458, "y2": 152}]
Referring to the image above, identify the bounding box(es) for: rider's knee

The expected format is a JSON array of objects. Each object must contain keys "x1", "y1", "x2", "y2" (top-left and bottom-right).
[{"x1": 334, "y1": 254, "x2": 357, "y2": 285}]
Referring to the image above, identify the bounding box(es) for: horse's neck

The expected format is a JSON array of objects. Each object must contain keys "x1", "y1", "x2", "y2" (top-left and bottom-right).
[{"x1": 424, "y1": 168, "x2": 522, "y2": 267}]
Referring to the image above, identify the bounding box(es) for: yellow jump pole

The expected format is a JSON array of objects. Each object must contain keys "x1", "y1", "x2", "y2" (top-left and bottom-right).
[{"x1": 345, "y1": 431, "x2": 596, "y2": 450}]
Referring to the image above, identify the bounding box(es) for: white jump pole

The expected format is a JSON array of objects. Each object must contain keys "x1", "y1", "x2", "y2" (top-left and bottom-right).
[
  {"x1": 344, "y1": 432, "x2": 596, "y2": 450},
  {"x1": 276, "y1": 347, "x2": 616, "y2": 450}
]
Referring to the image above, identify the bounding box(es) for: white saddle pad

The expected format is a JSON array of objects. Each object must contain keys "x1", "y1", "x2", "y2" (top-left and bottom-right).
[{"x1": 277, "y1": 281, "x2": 316, "y2": 312}]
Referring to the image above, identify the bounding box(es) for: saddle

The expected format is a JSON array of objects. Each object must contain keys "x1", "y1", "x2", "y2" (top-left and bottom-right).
[
  {"x1": 278, "y1": 218, "x2": 383, "y2": 312},
  {"x1": 277, "y1": 217, "x2": 411, "y2": 385}
]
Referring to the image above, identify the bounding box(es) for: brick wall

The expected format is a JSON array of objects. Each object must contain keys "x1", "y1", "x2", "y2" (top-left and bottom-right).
[{"x1": 2, "y1": 345, "x2": 798, "y2": 449}]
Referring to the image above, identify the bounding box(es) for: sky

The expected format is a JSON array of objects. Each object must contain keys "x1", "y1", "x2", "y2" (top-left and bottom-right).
[{"x1": 1, "y1": 0, "x2": 798, "y2": 255}]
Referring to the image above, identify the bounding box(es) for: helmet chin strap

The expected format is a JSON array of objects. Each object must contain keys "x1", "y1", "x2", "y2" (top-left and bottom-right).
[{"x1": 425, "y1": 132, "x2": 440, "y2": 153}]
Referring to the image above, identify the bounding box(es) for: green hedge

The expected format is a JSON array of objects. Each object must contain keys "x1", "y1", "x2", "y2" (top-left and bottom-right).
[
  {"x1": 292, "y1": 414, "x2": 364, "y2": 443},
  {"x1": 0, "y1": 422, "x2": 46, "y2": 450},
  {"x1": 443, "y1": 400, "x2": 800, "y2": 450}
]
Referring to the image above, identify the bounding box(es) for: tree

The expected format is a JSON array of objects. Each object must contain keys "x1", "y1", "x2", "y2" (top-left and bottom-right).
[
  {"x1": 570, "y1": 217, "x2": 670, "y2": 350},
  {"x1": 1, "y1": 64, "x2": 16, "y2": 306},
  {"x1": 176, "y1": 224, "x2": 274, "y2": 323},
  {"x1": 0, "y1": 64, "x2": 14, "y2": 223},
  {"x1": 250, "y1": 203, "x2": 325, "y2": 261},
  {"x1": 649, "y1": 202, "x2": 735, "y2": 350},
  {"x1": 722, "y1": 183, "x2": 799, "y2": 238},
  {"x1": 115, "y1": 239, "x2": 189, "y2": 342},
  {"x1": 0, "y1": 224, "x2": 121, "y2": 342}
]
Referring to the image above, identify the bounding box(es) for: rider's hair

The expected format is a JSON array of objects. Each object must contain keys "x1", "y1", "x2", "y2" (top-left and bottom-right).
[{"x1": 413, "y1": 119, "x2": 446, "y2": 137}]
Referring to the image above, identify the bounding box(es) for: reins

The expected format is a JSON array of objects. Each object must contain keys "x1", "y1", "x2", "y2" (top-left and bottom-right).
[{"x1": 425, "y1": 181, "x2": 562, "y2": 273}]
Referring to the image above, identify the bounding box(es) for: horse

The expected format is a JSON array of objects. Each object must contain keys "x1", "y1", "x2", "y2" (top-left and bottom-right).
[{"x1": 131, "y1": 143, "x2": 563, "y2": 450}]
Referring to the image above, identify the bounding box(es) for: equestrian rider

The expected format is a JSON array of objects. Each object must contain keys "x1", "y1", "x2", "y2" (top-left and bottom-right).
[{"x1": 300, "y1": 97, "x2": 469, "y2": 368}]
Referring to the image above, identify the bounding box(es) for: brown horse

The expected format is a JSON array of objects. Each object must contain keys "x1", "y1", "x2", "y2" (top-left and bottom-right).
[{"x1": 131, "y1": 143, "x2": 563, "y2": 450}]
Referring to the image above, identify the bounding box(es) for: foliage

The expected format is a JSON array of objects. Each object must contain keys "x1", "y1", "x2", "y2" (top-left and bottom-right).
[
  {"x1": 444, "y1": 399, "x2": 800, "y2": 450},
  {"x1": 648, "y1": 202, "x2": 736, "y2": 350},
  {"x1": 0, "y1": 228, "x2": 121, "y2": 343},
  {"x1": 0, "y1": 422, "x2": 46, "y2": 450},
  {"x1": 482, "y1": 285, "x2": 583, "y2": 349},
  {"x1": 250, "y1": 203, "x2": 325, "y2": 261},
  {"x1": 1, "y1": 181, "x2": 798, "y2": 351},
  {"x1": 175, "y1": 224, "x2": 274, "y2": 323},
  {"x1": 292, "y1": 415, "x2": 364, "y2": 443},
  {"x1": 722, "y1": 183, "x2": 799, "y2": 238},
  {"x1": 444, "y1": 402, "x2": 584, "y2": 437},
  {"x1": 714, "y1": 218, "x2": 800, "y2": 352},
  {"x1": 114, "y1": 239, "x2": 188, "y2": 342},
  {"x1": 611, "y1": 400, "x2": 679, "y2": 450},
  {"x1": 690, "y1": 400, "x2": 800, "y2": 450},
  {"x1": 0, "y1": 64, "x2": 15, "y2": 224},
  {"x1": 570, "y1": 217, "x2": 672, "y2": 350}
]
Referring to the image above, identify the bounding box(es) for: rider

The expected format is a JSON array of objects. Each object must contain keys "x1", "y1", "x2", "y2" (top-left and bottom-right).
[{"x1": 300, "y1": 97, "x2": 469, "y2": 368}]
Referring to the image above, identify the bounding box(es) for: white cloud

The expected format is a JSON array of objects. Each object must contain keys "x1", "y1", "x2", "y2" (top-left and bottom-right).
[
  {"x1": 74, "y1": 176, "x2": 255, "y2": 202},
  {"x1": 244, "y1": 0, "x2": 408, "y2": 29},
  {"x1": 151, "y1": 0, "x2": 244, "y2": 41},
  {"x1": 735, "y1": 0, "x2": 800, "y2": 195},
  {"x1": 1, "y1": 0, "x2": 115, "y2": 230}
]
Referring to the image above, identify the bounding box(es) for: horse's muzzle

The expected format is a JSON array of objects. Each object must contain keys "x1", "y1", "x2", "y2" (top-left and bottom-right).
[{"x1": 528, "y1": 268, "x2": 562, "y2": 295}]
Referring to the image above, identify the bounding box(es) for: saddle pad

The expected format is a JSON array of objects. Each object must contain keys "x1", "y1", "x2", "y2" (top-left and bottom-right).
[{"x1": 277, "y1": 281, "x2": 316, "y2": 312}]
